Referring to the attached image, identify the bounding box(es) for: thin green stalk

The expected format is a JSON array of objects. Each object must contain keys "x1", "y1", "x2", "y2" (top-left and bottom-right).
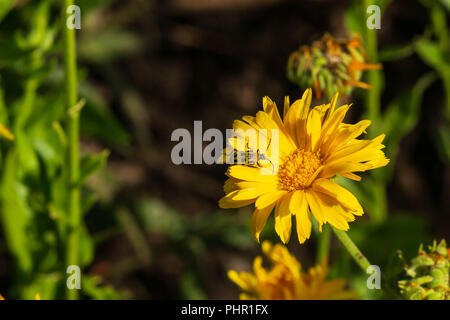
[
  {"x1": 332, "y1": 227, "x2": 371, "y2": 272},
  {"x1": 316, "y1": 225, "x2": 330, "y2": 264},
  {"x1": 364, "y1": 0, "x2": 382, "y2": 127},
  {"x1": 63, "y1": 0, "x2": 80, "y2": 300},
  {"x1": 364, "y1": 0, "x2": 387, "y2": 225}
]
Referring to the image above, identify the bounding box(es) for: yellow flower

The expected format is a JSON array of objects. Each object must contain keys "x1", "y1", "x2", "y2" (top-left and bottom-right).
[
  {"x1": 228, "y1": 241, "x2": 358, "y2": 300},
  {"x1": 219, "y1": 89, "x2": 389, "y2": 244}
]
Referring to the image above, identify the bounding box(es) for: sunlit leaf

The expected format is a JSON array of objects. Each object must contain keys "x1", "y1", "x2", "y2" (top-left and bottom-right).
[
  {"x1": 0, "y1": 151, "x2": 33, "y2": 276},
  {"x1": 0, "y1": 0, "x2": 15, "y2": 24}
]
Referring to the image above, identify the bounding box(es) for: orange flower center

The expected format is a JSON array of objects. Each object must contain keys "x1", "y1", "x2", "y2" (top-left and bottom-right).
[{"x1": 277, "y1": 150, "x2": 322, "y2": 191}]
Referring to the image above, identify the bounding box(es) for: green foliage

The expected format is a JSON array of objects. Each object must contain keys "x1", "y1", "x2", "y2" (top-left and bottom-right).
[
  {"x1": 380, "y1": 0, "x2": 450, "y2": 163},
  {"x1": 134, "y1": 198, "x2": 256, "y2": 298},
  {"x1": 0, "y1": 0, "x2": 15, "y2": 23},
  {"x1": 382, "y1": 72, "x2": 438, "y2": 171},
  {"x1": 0, "y1": 0, "x2": 128, "y2": 299},
  {"x1": 0, "y1": 0, "x2": 448, "y2": 301}
]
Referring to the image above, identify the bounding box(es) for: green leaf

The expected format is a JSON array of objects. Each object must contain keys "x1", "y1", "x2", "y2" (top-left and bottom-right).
[
  {"x1": 180, "y1": 269, "x2": 207, "y2": 300},
  {"x1": 345, "y1": 0, "x2": 365, "y2": 36},
  {"x1": 0, "y1": 151, "x2": 33, "y2": 276},
  {"x1": 15, "y1": 130, "x2": 39, "y2": 174},
  {"x1": 21, "y1": 273, "x2": 63, "y2": 300},
  {"x1": 0, "y1": 85, "x2": 8, "y2": 123},
  {"x1": 438, "y1": 0, "x2": 450, "y2": 11},
  {"x1": 379, "y1": 43, "x2": 415, "y2": 61},
  {"x1": 79, "y1": 150, "x2": 110, "y2": 186},
  {"x1": 78, "y1": 224, "x2": 94, "y2": 267},
  {"x1": 384, "y1": 250, "x2": 407, "y2": 299},
  {"x1": 82, "y1": 275, "x2": 120, "y2": 300},
  {"x1": 383, "y1": 72, "x2": 438, "y2": 166},
  {"x1": 0, "y1": 0, "x2": 15, "y2": 24},
  {"x1": 79, "y1": 83, "x2": 130, "y2": 146},
  {"x1": 415, "y1": 39, "x2": 450, "y2": 74}
]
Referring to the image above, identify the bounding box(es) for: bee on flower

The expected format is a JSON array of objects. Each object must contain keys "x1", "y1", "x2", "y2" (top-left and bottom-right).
[
  {"x1": 228, "y1": 241, "x2": 357, "y2": 300},
  {"x1": 287, "y1": 34, "x2": 381, "y2": 100},
  {"x1": 219, "y1": 89, "x2": 389, "y2": 244}
]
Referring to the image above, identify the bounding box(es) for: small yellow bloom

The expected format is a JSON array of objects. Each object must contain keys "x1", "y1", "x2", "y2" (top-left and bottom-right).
[
  {"x1": 228, "y1": 241, "x2": 357, "y2": 300},
  {"x1": 219, "y1": 89, "x2": 389, "y2": 244}
]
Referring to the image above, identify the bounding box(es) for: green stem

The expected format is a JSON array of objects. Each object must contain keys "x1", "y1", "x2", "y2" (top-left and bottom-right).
[
  {"x1": 332, "y1": 227, "x2": 371, "y2": 272},
  {"x1": 64, "y1": 0, "x2": 80, "y2": 300},
  {"x1": 364, "y1": 0, "x2": 388, "y2": 224},
  {"x1": 364, "y1": 0, "x2": 381, "y2": 127},
  {"x1": 370, "y1": 179, "x2": 387, "y2": 225},
  {"x1": 316, "y1": 225, "x2": 331, "y2": 264}
]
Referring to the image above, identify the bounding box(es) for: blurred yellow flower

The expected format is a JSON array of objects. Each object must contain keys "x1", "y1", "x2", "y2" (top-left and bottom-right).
[
  {"x1": 0, "y1": 124, "x2": 14, "y2": 141},
  {"x1": 219, "y1": 89, "x2": 389, "y2": 244},
  {"x1": 0, "y1": 293, "x2": 41, "y2": 300},
  {"x1": 228, "y1": 241, "x2": 357, "y2": 300}
]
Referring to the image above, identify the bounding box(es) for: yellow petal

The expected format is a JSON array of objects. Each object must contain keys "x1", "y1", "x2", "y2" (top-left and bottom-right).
[
  {"x1": 325, "y1": 134, "x2": 386, "y2": 164},
  {"x1": 219, "y1": 190, "x2": 255, "y2": 208},
  {"x1": 293, "y1": 89, "x2": 312, "y2": 149},
  {"x1": 305, "y1": 189, "x2": 325, "y2": 231},
  {"x1": 333, "y1": 120, "x2": 371, "y2": 148},
  {"x1": 263, "y1": 96, "x2": 284, "y2": 129},
  {"x1": 274, "y1": 193, "x2": 293, "y2": 243},
  {"x1": 251, "y1": 203, "x2": 275, "y2": 242},
  {"x1": 312, "y1": 192, "x2": 350, "y2": 230},
  {"x1": 319, "y1": 161, "x2": 367, "y2": 179},
  {"x1": 306, "y1": 108, "x2": 322, "y2": 152},
  {"x1": 289, "y1": 190, "x2": 311, "y2": 244},
  {"x1": 320, "y1": 104, "x2": 351, "y2": 145},
  {"x1": 340, "y1": 172, "x2": 362, "y2": 181},
  {"x1": 228, "y1": 270, "x2": 252, "y2": 292},
  {"x1": 255, "y1": 190, "x2": 287, "y2": 209},
  {"x1": 283, "y1": 96, "x2": 290, "y2": 118},
  {"x1": 223, "y1": 178, "x2": 239, "y2": 194},
  {"x1": 227, "y1": 165, "x2": 277, "y2": 183},
  {"x1": 312, "y1": 178, "x2": 363, "y2": 216}
]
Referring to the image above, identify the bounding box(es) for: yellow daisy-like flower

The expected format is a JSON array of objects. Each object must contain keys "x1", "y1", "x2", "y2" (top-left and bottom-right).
[
  {"x1": 228, "y1": 241, "x2": 358, "y2": 300},
  {"x1": 219, "y1": 89, "x2": 389, "y2": 244}
]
